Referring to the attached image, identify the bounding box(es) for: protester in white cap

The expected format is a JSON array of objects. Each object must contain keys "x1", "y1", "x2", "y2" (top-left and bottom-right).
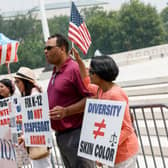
[{"x1": 14, "y1": 67, "x2": 52, "y2": 168}]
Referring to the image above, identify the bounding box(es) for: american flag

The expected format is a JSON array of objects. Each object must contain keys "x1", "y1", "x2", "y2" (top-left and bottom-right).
[
  {"x1": 68, "y1": 1, "x2": 91, "y2": 55},
  {"x1": 0, "y1": 33, "x2": 19, "y2": 65}
]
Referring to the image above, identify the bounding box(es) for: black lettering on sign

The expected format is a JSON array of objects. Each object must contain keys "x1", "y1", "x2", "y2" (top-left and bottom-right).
[
  {"x1": 25, "y1": 98, "x2": 32, "y2": 108},
  {"x1": 32, "y1": 97, "x2": 37, "y2": 107},
  {"x1": 0, "y1": 139, "x2": 16, "y2": 161},
  {"x1": 80, "y1": 141, "x2": 94, "y2": 155},
  {"x1": 37, "y1": 95, "x2": 43, "y2": 106},
  {"x1": 25, "y1": 95, "x2": 43, "y2": 108},
  {"x1": 94, "y1": 144, "x2": 115, "y2": 162},
  {"x1": 0, "y1": 99, "x2": 9, "y2": 108}
]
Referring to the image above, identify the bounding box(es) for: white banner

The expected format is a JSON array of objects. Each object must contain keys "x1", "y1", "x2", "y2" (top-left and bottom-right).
[
  {"x1": 0, "y1": 97, "x2": 30, "y2": 167},
  {"x1": 0, "y1": 98, "x2": 10, "y2": 126},
  {"x1": 78, "y1": 99, "x2": 126, "y2": 167},
  {"x1": 8, "y1": 96, "x2": 23, "y2": 145},
  {"x1": 0, "y1": 97, "x2": 18, "y2": 168}
]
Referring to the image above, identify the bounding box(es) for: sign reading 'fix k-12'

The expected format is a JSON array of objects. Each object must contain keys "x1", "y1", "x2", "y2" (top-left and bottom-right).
[
  {"x1": 21, "y1": 93, "x2": 52, "y2": 147},
  {"x1": 78, "y1": 99, "x2": 126, "y2": 167}
]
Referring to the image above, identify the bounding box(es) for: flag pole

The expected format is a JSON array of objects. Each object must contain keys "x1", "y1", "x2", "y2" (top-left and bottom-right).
[
  {"x1": 40, "y1": 0, "x2": 51, "y2": 71},
  {"x1": 7, "y1": 63, "x2": 11, "y2": 74},
  {"x1": 5, "y1": 63, "x2": 13, "y2": 83},
  {"x1": 39, "y1": 0, "x2": 50, "y2": 42},
  {"x1": 70, "y1": 1, "x2": 75, "y2": 59},
  {"x1": 71, "y1": 42, "x2": 75, "y2": 60}
]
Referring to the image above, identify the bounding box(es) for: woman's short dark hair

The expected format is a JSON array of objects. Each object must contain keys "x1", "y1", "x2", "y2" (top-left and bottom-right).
[
  {"x1": 90, "y1": 55, "x2": 119, "y2": 82},
  {"x1": 0, "y1": 79, "x2": 15, "y2": 95}
]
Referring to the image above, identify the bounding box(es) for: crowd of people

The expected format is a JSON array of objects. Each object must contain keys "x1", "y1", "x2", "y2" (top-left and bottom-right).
[{"x1": 0, "y1": 34, "x2": 139, "y2": 168}]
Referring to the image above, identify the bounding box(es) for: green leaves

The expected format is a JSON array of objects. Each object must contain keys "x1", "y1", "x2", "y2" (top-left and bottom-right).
[
  {"x1": 160, "y1": 7, "x2": 168, "y2": 41},
  {"x1": 82, "y1": 0, "x2": 165, "y2": 58},
  {"x1": 0, "y1": 0, "x2": 167, "y2": 74}
]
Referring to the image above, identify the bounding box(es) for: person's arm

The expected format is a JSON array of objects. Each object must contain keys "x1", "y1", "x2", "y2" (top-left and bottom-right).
[
  {"x1": 70, "y1": 48, "x2": 88, "y2": 79},
  {"x1": 118, "y1": 122, "x2": 133, "y2": 146},
  {"x1": 71, "y1": 47, "x2": 98, "y2": 96},
  {"x1": 49, "y1": 98, "x2": 86, "y2": 120}
]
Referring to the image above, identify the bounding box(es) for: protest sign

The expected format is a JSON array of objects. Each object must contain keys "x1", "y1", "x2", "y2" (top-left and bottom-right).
[
  {"x1": 0, "y1": 98, "x2": 17, "y2": 167},
  {"x1": 8, "y1": 96, "x2": 22, "y2": 145},
  {"x1": 0, "y1": 124, "x2": 17, "y2": 168},
  {"x1": 8, "y1": 96, "x2": 31, "y2": 167},
  {"x1": 0, "y1": 98, "x2": 10, "y2": 126},
  {"x1": 11, "y1": 96, "x2": 22, "y2": 133},
  {"x1": 78, "y1": 99, "x2": 126, "y2": 167},
  {"x1": 21, "y1": 92, "x2": 52, "y2": 147}
]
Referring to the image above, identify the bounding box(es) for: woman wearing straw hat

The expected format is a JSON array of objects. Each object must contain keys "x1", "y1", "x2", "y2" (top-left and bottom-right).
[
  {"x1": 14, "y1": 67, "x2": 52, "y2": 168},
  {"x1": 14, "y1": 67, "x2": 41, "y2": 96}
]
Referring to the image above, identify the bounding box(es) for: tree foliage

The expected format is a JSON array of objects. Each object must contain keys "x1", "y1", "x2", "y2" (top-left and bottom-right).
[
  {"x1": 160, "y1": 7, "x2": 168, "y2": 41},
  {"x1": 0, "y1": 0, "x2": 167, "y2": 74},
  {"x1": 85, "y1": 0, "x2": 165, "y2": 56}
]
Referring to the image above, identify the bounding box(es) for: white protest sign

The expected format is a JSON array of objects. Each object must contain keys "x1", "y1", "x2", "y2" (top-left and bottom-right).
[
  {"x1": 9, "y1": 96, "x2": 31, "y2": 167},
  {"x1": 21, "y1": 92, "x2": 52, "y2": 147},
  {"x1": 8, "y1": 96, "x2": 22, "y2": 145},
  {"x1": 0, "y1": 98, "x2": 10, "y2": 126},
  {"x1": 0, "y1": 113, "x2": 17, "y2": 168},
  {"x1": 11, "y1": 96, "x2": 22, "y2": 133},
  {"x1": 0, "y1": 125, "x2": 17, "y2": 168},
  {"x1": 78, "y1": 99, "x2": 126, "y2": 167}
]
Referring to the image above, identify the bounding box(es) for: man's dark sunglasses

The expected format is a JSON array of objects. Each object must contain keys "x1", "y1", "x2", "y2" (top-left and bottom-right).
[{"x1": 44, "y1": 45, "x2": 59, "y2": 51}]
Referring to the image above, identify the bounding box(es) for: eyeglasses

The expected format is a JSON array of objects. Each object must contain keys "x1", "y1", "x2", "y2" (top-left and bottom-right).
[
  {"x1": 44, "y1": 45, "x2": 59, "y2": 51},
  {"x1": 89, "y1": 69, "x2": 95, "y2": 75}
]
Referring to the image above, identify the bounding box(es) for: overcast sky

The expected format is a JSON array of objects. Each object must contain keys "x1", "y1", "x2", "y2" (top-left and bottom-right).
[{"x1": 0, "y1": 0, "x2": 167, "y2": 13}]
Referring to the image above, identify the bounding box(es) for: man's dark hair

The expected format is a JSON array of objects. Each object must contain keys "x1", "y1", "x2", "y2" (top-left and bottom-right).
[
  {"x1": 48, "y1": 34, "x2": 69, "y2": 54},
  {"x1": 90, "y1": 55, "x2": 119, "y2": 82}
]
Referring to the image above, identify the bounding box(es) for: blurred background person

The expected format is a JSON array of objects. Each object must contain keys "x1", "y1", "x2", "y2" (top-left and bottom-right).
[
  {"x1": 0, "y1": 78, "x2": 15, "y2": 99},
  {"x1": 14, "y1": 67, "x2": 52, "y2": 168}
]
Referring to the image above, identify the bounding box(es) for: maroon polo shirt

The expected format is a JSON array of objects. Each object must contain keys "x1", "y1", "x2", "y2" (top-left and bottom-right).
[{"x1": 47, "y1": 57, "x2": 91, "y2": 132}]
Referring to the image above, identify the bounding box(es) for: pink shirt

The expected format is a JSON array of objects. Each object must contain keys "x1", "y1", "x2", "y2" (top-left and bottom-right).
[
  {"x1": 83, "y1": 77, "x2": 139, "y2": 164},
  {"x1": 47, "y1": 57, "x2": 92, "y2": 132}
]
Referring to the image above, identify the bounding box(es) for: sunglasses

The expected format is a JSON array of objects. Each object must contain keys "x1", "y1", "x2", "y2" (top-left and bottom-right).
[
  {"x1": 44, "y1": 45, "x2": 59, "y2": 51},
  {"x1": 89, "y1": 69, "x2": 95, "y2": 75}
]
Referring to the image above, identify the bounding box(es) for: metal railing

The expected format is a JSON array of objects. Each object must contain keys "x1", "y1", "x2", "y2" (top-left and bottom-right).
[
  {"x1": 21, "y1": 104, "x2": 168, "y2": 168},
  {"x1": 130, "y1": 104, "x2": 168, "y2": 168}
]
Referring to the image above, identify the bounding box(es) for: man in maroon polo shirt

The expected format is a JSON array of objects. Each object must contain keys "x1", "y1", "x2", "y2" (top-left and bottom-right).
[{"x1": 45, "y1": 34, "x2": 95, "y2": 168}]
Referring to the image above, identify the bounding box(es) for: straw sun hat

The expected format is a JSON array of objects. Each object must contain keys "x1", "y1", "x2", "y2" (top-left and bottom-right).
[{"x1": 14, "y1": 67, "x2": 36, "y2": 84}]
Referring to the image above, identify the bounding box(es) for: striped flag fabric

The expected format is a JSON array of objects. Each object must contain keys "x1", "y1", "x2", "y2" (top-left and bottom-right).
[
  {"x1": 0, "y1": 33, "x2": 19, "y2": 65},
  {"x1": 68, "y1": 1, "x2": 91, "y2": 55}
]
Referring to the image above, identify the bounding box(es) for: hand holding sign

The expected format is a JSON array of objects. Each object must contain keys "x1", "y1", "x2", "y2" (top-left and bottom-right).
[{"x1": 50, "y1": 106, "x2": 67, "y2": 120}]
